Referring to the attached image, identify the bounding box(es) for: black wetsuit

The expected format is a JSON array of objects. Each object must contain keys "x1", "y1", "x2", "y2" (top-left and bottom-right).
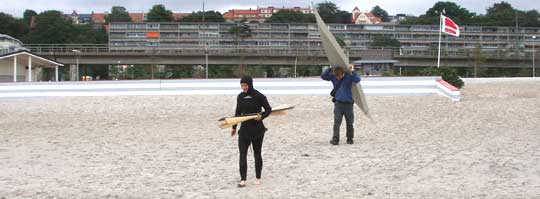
[{"x1": 233, "y1": 76, "x2": 272, "y2": 181}]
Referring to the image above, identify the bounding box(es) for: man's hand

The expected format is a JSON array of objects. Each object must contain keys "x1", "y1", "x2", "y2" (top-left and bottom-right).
[
  {"x1": 231, "y1": 128, "x2": 237, "y2": 137},
  {"x1": 254, "y1": 114, "x2": 262, "y2": 121}
]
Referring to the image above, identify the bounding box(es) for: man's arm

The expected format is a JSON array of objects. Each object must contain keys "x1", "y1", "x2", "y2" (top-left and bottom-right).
[
  {"x1": 232, "y1": 96, "x2": 241, "y2": 130},
  {"x1": 321, "y1": 68, "x2": 334, "y2": 81},
  {"x1": 259, "y1": 95, "x2": 272, "y2": 120},
  {"x1": 349, "y1": 65, "x2": 361, "y2": 83},
  {"x1": 351, "y1": 71, "x2": 361, "y2": 83}
]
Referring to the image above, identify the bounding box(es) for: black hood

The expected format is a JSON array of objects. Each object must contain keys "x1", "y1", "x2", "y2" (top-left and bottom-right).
[{"x1": 240, "y1": 75, "x2": 255, "y2": 94}]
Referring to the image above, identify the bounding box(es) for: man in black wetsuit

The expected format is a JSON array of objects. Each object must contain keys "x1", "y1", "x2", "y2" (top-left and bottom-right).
[{"x1": 231, "y1": 76, "x2": 272, "y2": 187}]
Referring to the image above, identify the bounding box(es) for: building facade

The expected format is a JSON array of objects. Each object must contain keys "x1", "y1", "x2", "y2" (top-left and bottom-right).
[{"x1": 108, "y1": 22, "x2": 540, "y2": 53}]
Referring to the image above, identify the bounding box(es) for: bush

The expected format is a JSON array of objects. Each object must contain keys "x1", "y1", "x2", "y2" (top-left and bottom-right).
[{"x1": 419, "y1": 67, "x2": 464, "y2": 89}]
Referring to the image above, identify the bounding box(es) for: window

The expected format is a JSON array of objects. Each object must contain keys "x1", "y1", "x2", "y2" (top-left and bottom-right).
[
  {"x1": 161, "y1": 24, "x2": 178, "y2": 30},
  {"x1": 179, "y1": 24, "x2": 199, "y2": 29},
  {"x1": 147, "y1": 23, "x2": 159, "y2": 29},
  {"x1": 125, "y1": 32, "x2": 146, "y2": 37},
  {"x1": 127, "y1": 23, "x2": 146, "y2": 29},
  {"x1": 110, "y1": 23, "x2": 128, "y2": 29},
  {"x1": 329, "y1": 24, "x2": 346, "y2": 30}
]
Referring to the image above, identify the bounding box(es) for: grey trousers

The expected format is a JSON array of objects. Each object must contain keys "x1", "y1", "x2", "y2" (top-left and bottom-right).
[{"x1": 333, "y1": 102, "x2": 354, "y2": 141}]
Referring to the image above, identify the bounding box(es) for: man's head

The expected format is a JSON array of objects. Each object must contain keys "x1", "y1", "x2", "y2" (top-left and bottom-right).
[
  {"x1": 332, "y1": 66, "x2": 345, "y2": 80},
  {"x1": 240, "y1": 76, "x2": 253, "y2": 93}
]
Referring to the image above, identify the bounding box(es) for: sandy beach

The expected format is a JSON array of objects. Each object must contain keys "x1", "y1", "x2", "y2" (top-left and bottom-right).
[{"x1": 1, "y1": 80, "x2": 539, "y2": 198}]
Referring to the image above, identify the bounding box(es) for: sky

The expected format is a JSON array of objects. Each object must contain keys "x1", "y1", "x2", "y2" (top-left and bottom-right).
[{"x1": 1, "y1": 0, "x2": 538, "y2": 17}]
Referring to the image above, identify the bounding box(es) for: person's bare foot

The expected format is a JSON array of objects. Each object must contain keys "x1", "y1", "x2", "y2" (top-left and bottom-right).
[
  {"x1": 253, "y1": 178, "x2": 261, "y2": 185},
  {"x1": 237, "y1": 180, "x2": 247, "y2": 187}
]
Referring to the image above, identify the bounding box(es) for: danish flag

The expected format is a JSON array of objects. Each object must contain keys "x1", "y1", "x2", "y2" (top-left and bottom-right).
[{"x1": 441, "y1": 15, "x2": 460, "y2": 37}]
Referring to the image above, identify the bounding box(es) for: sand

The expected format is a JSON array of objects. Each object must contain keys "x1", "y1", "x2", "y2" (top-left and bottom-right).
[{"x1": 0, "y1": 80, "x2": 539, "y2": 198}]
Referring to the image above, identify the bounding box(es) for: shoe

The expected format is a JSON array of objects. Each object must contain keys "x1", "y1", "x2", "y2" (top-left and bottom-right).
[
  {"x1": 330, "y1": 139, "x2": 339, "y2": 145},
  {"x1": 346, "y1": 139, "x2": 354, "y2": 144},
  {"x1": 237, "y1": 181, "x2": 246, "y2": 188}
]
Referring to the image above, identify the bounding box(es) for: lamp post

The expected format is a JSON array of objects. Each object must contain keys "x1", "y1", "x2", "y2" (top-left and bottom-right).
[
  {"x1": 533, "y1": 36, "x2": 537, "y2": 78},
  {"x1": 72, "y1": 50, "x2": 81, "y2": 81}
]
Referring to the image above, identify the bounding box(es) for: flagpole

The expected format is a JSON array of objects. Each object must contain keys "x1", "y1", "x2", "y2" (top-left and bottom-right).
[{"x1": 437, "y1": 12, "x2": 442, "y2": 68}]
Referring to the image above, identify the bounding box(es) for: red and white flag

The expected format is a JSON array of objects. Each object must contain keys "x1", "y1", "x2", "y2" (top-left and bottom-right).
[{"x1": 441, "y1": 15, "x2": 460, "y2": 37}]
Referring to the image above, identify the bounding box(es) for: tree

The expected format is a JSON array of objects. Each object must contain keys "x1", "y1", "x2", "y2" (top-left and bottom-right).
[
  {"x1": 521, "y1": 10, "x2": 540, "y2": 27},
  {"x1": 370, "y1": 34, "x2": 401, "y2": 48},
  {"x1": 71, "y1": 24, "x2": 108, "y2": 44},
  {"x1": 229, "y1": 24, "x2": 252, "y2": 76},
  {"x1": 482, "y1": 1, "x2": 516, "y2": 26},
  {"x1": 105, "y1": 6, "x2": 132, "y2": 23},
  {"x1": 316, "y1": 2, "x2": 350, "y2": 24},
  {"x1": 179, "y1": 11, "x2": 225, "y2": 22},
  {"x1": 265, "y1": 10, "x2": 314, "y2": 23},
  {"x1": 229, "y1": 24, "x2": 252, "y2": 48},
  {"x1": 23, "y1": 9, "x2": 37, "y2": 25},
  {"x1": 400, "y1": 1, "x2": 476, "y2": 25},
  {"x1": 419, "y1": 67, "x2": 464, "y2": 88},
  {"x1": 25, "y1": 11, "x2": 77, "y2": 44},
  {"x1": 316, "y1": 1, "x2": 339, "y2": 23},
  {"x1": 371, "y1": 6, "x2": 390, "y2": 22},
  {"x1": 472, "y1": 43, "x2": 486, "y2": 77},
  {"x1": 0, "y1": 13, "x2": 28, "y2": 40},
  {"x1": 335, "y1": 10, "x2": 351, "y2": 24},
  {"x1": 146, "y1": 4, "x2": 173, "y2": 22},
  {"x1": 335, "y1": 36, "x2": 345, "y2": 47}
]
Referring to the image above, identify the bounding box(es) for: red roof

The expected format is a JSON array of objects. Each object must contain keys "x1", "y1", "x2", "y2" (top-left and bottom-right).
[
  {"x1": 352, "y1": 12, "x2": 381, "y2": 24},
  {"x1": 172, "y1": 13, "x2": 190, "y2": 20},
  {"x1": 223, "y1": 9, "x2": 259, "y2": 19},
  {"x1": 129, "y1": 13, "x2": 145, "y2": 22},
  {"x1": 91, "y1": 12, "x2": 190, "y2": 23},
  {"x1": 92, "y1": 13, "x2": 106, "y2": 24}
]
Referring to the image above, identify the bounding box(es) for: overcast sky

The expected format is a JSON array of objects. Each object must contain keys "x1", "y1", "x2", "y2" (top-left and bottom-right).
[{"x1": 1, "y1": 0, "x2": 538, "y2": 17}]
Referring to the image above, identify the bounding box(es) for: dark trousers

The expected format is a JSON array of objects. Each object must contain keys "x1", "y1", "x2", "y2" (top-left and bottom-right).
[
  {"x1": 333, "y1": 102, "x2": 354, "y2": 141},
  {"x1": 238, "y1": 134, "x2": 264, "y2": 181}
]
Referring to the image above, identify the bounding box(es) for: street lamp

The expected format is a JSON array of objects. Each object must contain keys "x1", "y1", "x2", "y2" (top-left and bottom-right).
[
  {"x1": 72, "y1": 50, "x2": 81, "y2": 81},
  {"x1": 533, "y1": 36, "x2": 537, "y2": 78}
]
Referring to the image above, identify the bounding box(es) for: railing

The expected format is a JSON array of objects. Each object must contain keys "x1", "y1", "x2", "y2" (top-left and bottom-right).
[{"x1": 23, "y1": 44, "x2": 536, "y2": 59}]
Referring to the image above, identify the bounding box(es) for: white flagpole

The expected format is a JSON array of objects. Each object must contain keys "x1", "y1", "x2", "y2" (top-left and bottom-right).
[{"x1": 437, "y1": 12, "x2": 443, "y2": 68}]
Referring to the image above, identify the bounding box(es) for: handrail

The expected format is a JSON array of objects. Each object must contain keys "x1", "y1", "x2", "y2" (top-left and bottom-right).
[{"x1": 22, "y1": 44, "x2": 535, "y2": 59}]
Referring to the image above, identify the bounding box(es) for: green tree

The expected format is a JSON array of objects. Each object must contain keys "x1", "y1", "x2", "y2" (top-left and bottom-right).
[
  {"x1": 147, "y1": 4, "x2": 173, "y2": 22},
  {"x1": 419, "y1": 67, "x2": 464, "y2": 88},
  {"x1": 23, "y1": 9, "x2": 37, "y2": 25},
  {"x1": 180, "y1": 11, "x2": 225, "y2": 22},
  {"x1": 335, "y1": 36, "x2": 346, "y2": 47},
  {"x1": 24, "y1": 11, "x2": 75, "y2": 44},
  {"x1": 521, "y1": 10, "x2": 540, "y2": 27},
  {"x1": 316, "y1": 1, "x2": 339, "y2": 23},
  {"x1": 371, "y1": 6, "x2": 390, "y2": 22},
  {"x1": 400, "y1": 1, "x2": 476, "y2": 25},
  {"x1": 472, "y1": 43, "x2": 486, "y2": 77},
  {"x1": 71, "y1": 24, "x2": 108, "y2": 44},
  {"x1": 229, "y1": 24, "x2": 252, "y2": 47},
  {"x1": 370, "y1": 34, "x2": 401, "y2": 48},
  {"x1": 0, "y1": 13, "x2": 28, "y2": 40},
  {"x1": 265, "y1": 10, "x2": 314, "y2": 23},
  {"x1": 482, "y1": 1, "x2": 516, "y2": 26},
  {"x1": 105, "y1": 6, "x2": 132, "y2": 23}
]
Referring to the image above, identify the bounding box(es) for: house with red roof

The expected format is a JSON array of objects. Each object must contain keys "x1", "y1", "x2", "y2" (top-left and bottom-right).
[{"x1": 352, "y1": 7, "x2": 382, "y2": 24}]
